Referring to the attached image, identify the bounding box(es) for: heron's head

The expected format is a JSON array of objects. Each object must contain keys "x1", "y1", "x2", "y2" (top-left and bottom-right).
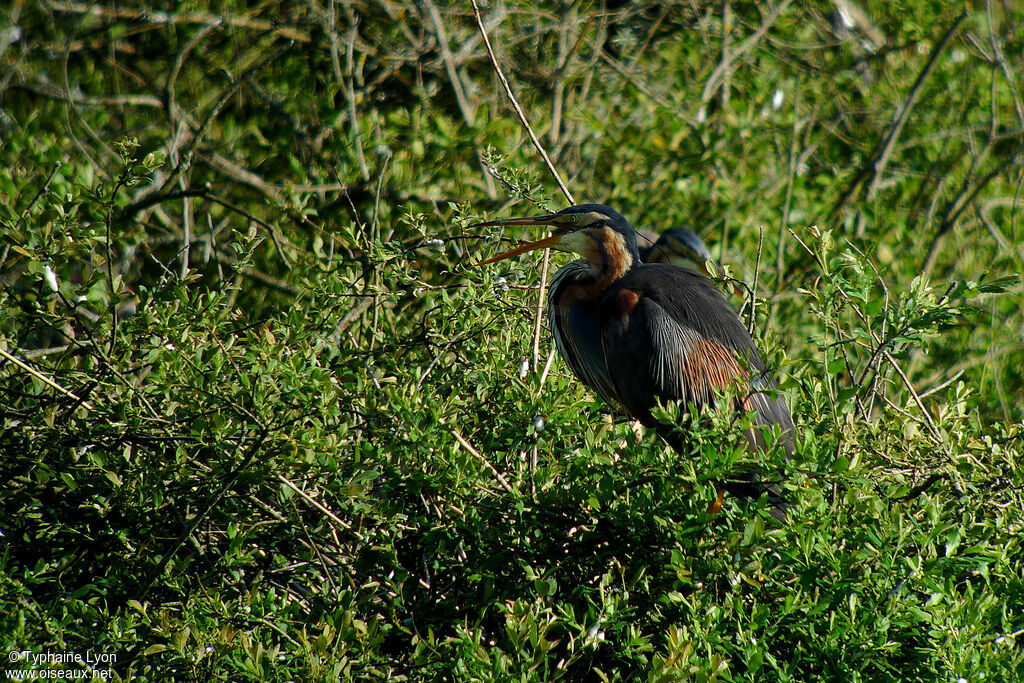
[
  {"x1": 644, "y1": 228, "x2": 718, "y2": 275},
  {"x1": 472, "y1": 203, "x2": 640, "y2": 276}
]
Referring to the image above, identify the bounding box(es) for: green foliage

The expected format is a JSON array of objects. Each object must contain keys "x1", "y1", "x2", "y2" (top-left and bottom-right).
[{"x1": 2, "y1": 1, "x2": 1023, "y2": 680}]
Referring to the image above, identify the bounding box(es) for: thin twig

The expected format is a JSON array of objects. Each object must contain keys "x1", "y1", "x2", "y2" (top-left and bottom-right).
[
  {"x1": 699, "y1": 0, "x2": 793, "y2": 110},
  {"x1": 139, "y1": 429, "x2": 268, "y2": 599},
  {"x1": 20, "y1": 344, "x2": 79, "y2": 360},
  {"x1": 922, "y1": 145, "x2": 1023, "y2": 275},
  {"x1": 372, "y1": 151, "x2": 392, "y2": 243},
  {"x1": 548, "y1": 9, "x2": 577, "y2": 147},
  {"x1": 123, "y1": 186, "x2": 296, "y2": 269},
  {"x1": 537, "y1": 348, "x2": 557, "y2": 394},
  {"x1": 869, "y1": 10, "x2": 970, "y2": 192},
  {"x1": 453, "y1": 431, "x2": 515, "y2": 494},
  {"x1": 14, "y1": 162, "x2": 62, "y2": 233},
  {"x1": 833, "y1": 10, "x2": 969, "y2": 219},
  {"x1": 276, "y1": 474, "x2": 354, "y2": 532},
  {"x1": 180, "y1": 177, "x2": 192, "y2": 278},
  {"x1": 917, "y1": 369, "x2": 965, "y2": 400},
  {"x1": 165, "y1": 21, "x2": 220, "y2": 175},
  {"x1": 716, "y1": 0, "x2": 732, "y2": 125},
  {"x1": 50, "y1": 2, "x2": 311, "y2": 42},
  {"x1": 747, "y1": 225, "x2": 763, "y2": 336},
  {"x1": 774, "y1": 81, "x2": 801, "y2": 308},
  {"x1": 530, "y1": 445, "x2": 538, "y2": 500},
  {"x1": 470, "y1": 0, "x2": 574, "y2": 374},
  {"x1": 343, "y1": 17, "x2": 370, "y2": 181},
  {"x1": 423, "y1": 0, "x2": 475, "y2": 126},
  {"x1": 986, "y1": 0, "x2": 1024, "y2": 128},
  {"x1": 598, "y1": 52, "x2": 690, "y2": 122},
  {"x1": 117, "y1": 188, "x2": 209, "y2": 220},
  {"x1": 844, "y1": 237, "x2": 891, "y2": 417},
  {"x1": 469, "y1": 0, "x2": 574, "y2": 204},
  {"x1": 883, "y1": 350, "x2": 942, "y2": 441},
  {"x1": 336, "y1": 297, "x2": 375, "y2": 336},
  {"x1": 105, "y1": 167, "x2": 134, "y2": 357},
  {"x1": 159, "y1": 39, "x2": 294, "y2": 196},
  {"x1": 421, "y1": 0, "x2": 496, "y2": 197},
  {"x1": 532, "y1": 250, "x2": 551, "y2": 372},
  {"x1": 0, "y1": 347, "x2": 94, "y2": 410},
  {"x1": 789, "y1": 227, "x2": 946, "y2": 445}
]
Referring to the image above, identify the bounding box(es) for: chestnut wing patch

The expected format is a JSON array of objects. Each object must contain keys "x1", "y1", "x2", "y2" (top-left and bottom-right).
[
  {"x1": 601, "y1": 276, "x2": 794, "y2": 455},
  {"x1": 602, "y1": 293, "x2": 747, "y2": 425}
]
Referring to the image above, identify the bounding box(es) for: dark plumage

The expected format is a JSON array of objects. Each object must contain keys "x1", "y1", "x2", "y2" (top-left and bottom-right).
[{"x1": 474, "y1": 203, "x2": 793, "y2": 519}]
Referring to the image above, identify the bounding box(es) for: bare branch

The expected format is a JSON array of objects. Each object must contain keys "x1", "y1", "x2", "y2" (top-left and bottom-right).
[{"x1": 0, "y1": 347, "x2": 94, "y2": 410}]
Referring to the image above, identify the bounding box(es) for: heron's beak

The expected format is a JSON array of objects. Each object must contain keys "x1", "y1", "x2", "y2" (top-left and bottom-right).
[{"x1": 469, "y1": 214, "x2": 568, "y2": 266}]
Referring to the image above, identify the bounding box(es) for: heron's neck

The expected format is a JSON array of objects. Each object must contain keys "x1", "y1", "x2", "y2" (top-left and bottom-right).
[{"x1": 583, "y1": 228, "x2": 638, "y2": 286}]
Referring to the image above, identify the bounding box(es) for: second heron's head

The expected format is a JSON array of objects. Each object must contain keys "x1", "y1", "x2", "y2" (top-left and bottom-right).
[
  {"x1": 642, "y1": 228, "x2": 721, "y2": 275},
  {"x1": 473, "y1": 203, "x2": 640, "y2": 277}
]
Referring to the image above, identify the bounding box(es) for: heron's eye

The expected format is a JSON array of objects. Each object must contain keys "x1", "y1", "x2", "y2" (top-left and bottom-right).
[{"x1": 568, "y1": 214, "x2": 580, "y2": 225}]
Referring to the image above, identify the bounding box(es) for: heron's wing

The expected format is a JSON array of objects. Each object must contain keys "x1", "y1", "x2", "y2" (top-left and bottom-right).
[
  {"x1": 548, "y1": 261, "x2": 623, "y2": 409},
  {"x1": 601, "y1": 265, "x2": 794, "y2": 453}
]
